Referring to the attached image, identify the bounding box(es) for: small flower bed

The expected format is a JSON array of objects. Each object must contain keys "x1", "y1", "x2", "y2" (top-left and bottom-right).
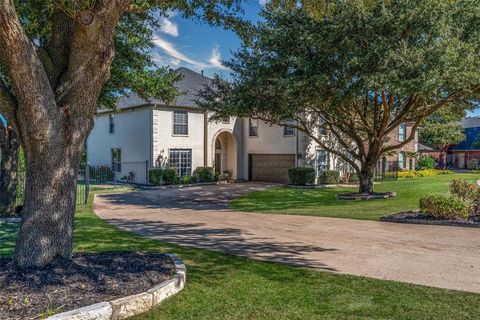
[{"x1": 398, "y1": 169, "x2": 453, "y2": 179}]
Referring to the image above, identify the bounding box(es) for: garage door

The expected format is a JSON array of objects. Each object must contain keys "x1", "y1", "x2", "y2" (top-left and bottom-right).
[{"x1": 249, "y1": 154, "x2": 295, "y2": 183}]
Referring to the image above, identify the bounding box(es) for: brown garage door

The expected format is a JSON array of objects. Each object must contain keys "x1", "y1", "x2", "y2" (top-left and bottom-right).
[{"x1": 249, "y1": 154, "x2": 295, "y2": 183}]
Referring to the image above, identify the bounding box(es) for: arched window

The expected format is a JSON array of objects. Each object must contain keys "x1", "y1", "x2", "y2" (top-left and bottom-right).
[
  {"x1": 399, "y1": 124, "x2": 406, "y2": 142},
  {"x1": 398, "y1": 152, "x2": 406, "y2": 169}
]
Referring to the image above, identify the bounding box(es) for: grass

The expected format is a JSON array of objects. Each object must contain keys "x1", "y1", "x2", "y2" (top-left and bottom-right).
[
  {"x1": 2, "y1": 188, "x2": 480, "y2": 319},
  {"x1": 230, "y1": 173, "x2": 480, "y2": 221}
]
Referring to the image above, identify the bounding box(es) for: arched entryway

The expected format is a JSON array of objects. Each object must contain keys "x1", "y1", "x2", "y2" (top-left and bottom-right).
[{"x1": 213, "y1": 131, "x2": 237, "y2": 180}]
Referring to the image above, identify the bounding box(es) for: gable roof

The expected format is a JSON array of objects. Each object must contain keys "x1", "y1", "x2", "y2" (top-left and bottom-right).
[
  {"x1": 451, "y1": 127, "x2": 480, "y2": 151},
  {"x1": 116, "y1": 67, "x2": 213, "y2": 110}
]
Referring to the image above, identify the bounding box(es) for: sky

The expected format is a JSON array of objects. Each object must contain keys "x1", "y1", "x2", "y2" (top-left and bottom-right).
[{"x1": 150, "y1": 1, "x2": 264, "y2": 79}]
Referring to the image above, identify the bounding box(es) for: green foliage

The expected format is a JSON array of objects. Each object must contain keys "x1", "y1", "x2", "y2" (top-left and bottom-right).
[
  {"x1": 398, "y1": 169, "x2": 453, "y2": 179},
  {"x1": 420, "y1": 194, "x2": 469, "y2": 220},
  {"x1": 318, "y1": 170, "x2": 340, "y2": 185},
  {"x1": 193, "y1": 167, "x2": 216, "y2": 182},
  {"x1": 420, "y1": 110, "x2": 466, "y2": 152},
  {"x1": 467, "y1": 160, "x2": 480, "y2": 170},
  {"x1": 348, "y1": 172, "x2": 359, "y2": 183},
  {"x1": 449, "y1": 179, "x2": 480, "y2": 203},
  {"x1": 180, "y1": 175, "x2": 197, "y2": 185},
  {"x1": 148, "y1": 168, "x2": 178, "y2": 185},
  {"x1": 416, "y1": 156, "x2": 437, "y2": 170},
  {"x1": 288, "y1": 167, "x2": 315, "y2": 185}
]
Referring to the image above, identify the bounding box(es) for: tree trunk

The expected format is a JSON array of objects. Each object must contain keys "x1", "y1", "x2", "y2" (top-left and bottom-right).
[
  {"x1": 358, "y1": 162, "x2": 376, "y2": 194},
  {"x1": 14, "y1": 145, "x2": 81, "y2": 268},
  {"x1": 0, "y1": 123, "x2": 19, "y2": 215}
]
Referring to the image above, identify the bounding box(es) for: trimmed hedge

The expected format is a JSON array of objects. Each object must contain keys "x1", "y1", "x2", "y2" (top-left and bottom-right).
[
  {"x1": 398, "y1": 169, "x2": 453, "y2": 179},
  {"x1": 193, "y1": 167, "x2": 216, "y2": 182},
  {"x1": 416, "y1": 155, "x2": 436, "y2": 170},
  {"x1": 419, "y1": 195, "x2": 469, "y2": 220},
  {"x1": 319, "y1": 170, "x2": 340, "y2": 185},
  {"x1": 288, "y1": 167, "x2": 315, "y2": 185},
  {"x1": 148, "y1": 168, "x2": 178, "y2": 185},
  {"x1": 348, "y1": 172, "x2": 359, "y2": 183}
]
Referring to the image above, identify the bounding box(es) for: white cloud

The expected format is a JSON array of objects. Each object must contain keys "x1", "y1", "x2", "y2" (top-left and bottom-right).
[
  {"x1": 208, "y1": 47, "x2": 229, "y2": 70},
  {"x1": 259, "y1": 0, "x2": 269, "y2": 6},
  {"x1": 159, "y1": 16, "x2": 178, "y2": 37},
  {"x1": 152, "y1": 34, "x2": 230, "y2": 73}
]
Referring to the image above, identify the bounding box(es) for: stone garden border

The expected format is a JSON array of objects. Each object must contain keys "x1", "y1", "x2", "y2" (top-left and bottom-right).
[
  {"x1": 47, "y1": 254, "x2": 186, "y2": 320},
  {"x1": 336, "y1": 192, "x2": 396, "y2": 200},
  {"x1": 380, "y1": 215, "x2": 480, "y2": 229}
]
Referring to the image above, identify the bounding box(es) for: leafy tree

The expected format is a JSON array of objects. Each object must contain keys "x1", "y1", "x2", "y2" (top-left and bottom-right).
[
  {"x1": 200, "y1": 0, "x2": 480, "y2": 194},
  {"x1": 0, "y1": 0, "x2": 245, "y2": 268},
  {"x1": 420, "y1": 109, "x2": 466, "y2": 169}
]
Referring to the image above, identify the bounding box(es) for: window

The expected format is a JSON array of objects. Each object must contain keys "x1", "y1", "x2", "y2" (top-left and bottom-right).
[
  {"x1": 111, "y1": 148, "x2": 121, "y2": 172},
  {"x1": 398, "y1": 152, "x2": 406, "y2": 169},
  {"x1": 283, "y1": 119, "x2": 295, "y2": 136},
  {"x1": 318, "y1": 118, "x2": 327, "y2": 136},
  {"x1": 169, "y1": 149, "x2": 192, "y2": 176},
  {"x1": 109, "y1": 114, "x2": 115, "y2": 134},
  {"x1": 249, "y1": 118, "x2": 258, "y2": 137},
  {"x1": 316, "y1": 149, "x2": 329, "y2": 174},
  {"x1": 399, "y1": 124, "x2": 406, "y2": 142},
  {"x1": 173, "y1": 110, "x2": 188, "y2": 135}
]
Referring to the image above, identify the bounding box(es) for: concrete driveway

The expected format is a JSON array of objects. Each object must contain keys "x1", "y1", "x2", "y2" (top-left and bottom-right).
[{"x1": 94, "y1": 183, "x2": 480, "y2": 293}]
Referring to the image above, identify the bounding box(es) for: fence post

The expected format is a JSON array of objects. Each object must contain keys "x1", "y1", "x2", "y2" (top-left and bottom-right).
[
  {"x1": 85, "y1": 163, "x2": 90, "y2": 204},
  {"x1": 145, "y1": 160, "x2": 149, "y2": 185}
]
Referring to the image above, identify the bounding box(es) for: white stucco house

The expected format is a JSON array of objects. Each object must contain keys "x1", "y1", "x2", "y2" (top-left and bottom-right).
[{"x1": 87, "y1": 67, "x2": 339, "y2": 184}]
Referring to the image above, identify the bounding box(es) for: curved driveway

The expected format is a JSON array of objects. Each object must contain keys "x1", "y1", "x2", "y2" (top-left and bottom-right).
[{"x1": 94, "y1": 183, "x2": 480, "y2": 293}]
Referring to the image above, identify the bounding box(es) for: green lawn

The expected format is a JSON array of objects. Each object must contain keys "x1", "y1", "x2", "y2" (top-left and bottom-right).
[
  {"x1": 230, "y1": 173, "x2": 480, "y2": 221},
  {"x1": 2, "y1": 190, "x2": 480, "y2": 319}
]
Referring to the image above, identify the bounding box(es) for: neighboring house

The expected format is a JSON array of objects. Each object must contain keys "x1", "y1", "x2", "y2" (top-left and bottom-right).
[
  {"x1": 87, "y1": 67, "x2": 417, "y2": 184},
  {"x1": 449, "y1": 125, "x2": 480, "y2": 169}
]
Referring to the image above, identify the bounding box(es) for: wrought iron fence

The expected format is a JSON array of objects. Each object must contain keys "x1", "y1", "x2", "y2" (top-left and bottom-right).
[
  {"x1": 374, "y1": 160, "x2": 399, "y2": 181},
  {"x1": 15, "y1": 161, "x2": 150, "y2": 207}
]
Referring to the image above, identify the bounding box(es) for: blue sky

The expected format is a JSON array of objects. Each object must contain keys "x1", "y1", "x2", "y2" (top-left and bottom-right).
[{"x1": 150, "y1": 1, "x2": 263, "y2": 79}]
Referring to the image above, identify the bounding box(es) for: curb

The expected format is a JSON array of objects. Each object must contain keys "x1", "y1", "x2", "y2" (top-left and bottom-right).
[
  {"x1": 47, "y1": 254, "x2": 186, "y2": 320},
  {"x1": 380, "y1": 216, "x2": 480, "y2": 229}
]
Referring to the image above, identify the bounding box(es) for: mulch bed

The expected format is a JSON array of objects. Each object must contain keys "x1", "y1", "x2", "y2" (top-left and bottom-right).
[
  {"x1": 381, "y1": 211, "x2": 480, "y2": 228},
  {"x1": 0, "y1": 252, "x2": 176, "y2": 320},
  {"x1": 336, "y1": 192, "x2": 396, "y2": 200}
]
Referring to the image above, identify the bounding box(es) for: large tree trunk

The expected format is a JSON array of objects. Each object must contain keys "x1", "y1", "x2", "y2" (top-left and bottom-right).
[
  {"x1": 0, "y1": 122, "x2": 19, "y2": 215},
  {"x1": 14, "y1": 142, "x2": 83, "y2": 268},
  {"x1": 358, "y1": 163, "x2": 375, "y2": 194}
]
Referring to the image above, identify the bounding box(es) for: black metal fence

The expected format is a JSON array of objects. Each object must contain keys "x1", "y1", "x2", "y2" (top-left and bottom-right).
[
  {"x1": 374, "y1": 160, "x2": 399, "y2": 181},
  {"x1": 16, "y1": 161, "x2": 150, "y2": 207}
]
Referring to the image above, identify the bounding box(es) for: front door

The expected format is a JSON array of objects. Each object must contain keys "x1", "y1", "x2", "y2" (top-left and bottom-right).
[{"x1": 215, "y1": 153, "x2": 222, "y2": 174}]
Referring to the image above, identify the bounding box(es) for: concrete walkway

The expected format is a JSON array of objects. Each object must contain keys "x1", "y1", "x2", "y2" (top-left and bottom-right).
[{"x1": 94, "y1": 183, "x2": 480, "y2": 293}]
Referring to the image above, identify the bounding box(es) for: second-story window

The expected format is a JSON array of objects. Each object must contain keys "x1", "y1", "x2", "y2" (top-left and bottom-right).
[
  {"x1": 283, "y1": 119, "x2": 295, "y2": 136},
  {"x1": 399, "y1": 124, "x2": 406, "y2": 142},
  {"x1": 109, "y1": 114, "x2": 115, "y2": 134},
  {"x1": 173, "y1": 110, "x2": 188, "y2": 135},
  {"x1": 318, "y1": 118, "x2": 327, "y2": 136},
  {"x1": 249, "y1": 118, "x2": 258, "y2": 137}
]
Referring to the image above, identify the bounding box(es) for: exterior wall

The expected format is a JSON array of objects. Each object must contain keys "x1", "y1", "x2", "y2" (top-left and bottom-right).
[
  {"x1": 151, "y1": 106, "x2": 205, "y2": 174},
  {"x1": 87, "y1": 107, "x2": 152, "y2": 165},
  {"x1": 383, "y1": 124, "x2": 418, "y2": 170}
]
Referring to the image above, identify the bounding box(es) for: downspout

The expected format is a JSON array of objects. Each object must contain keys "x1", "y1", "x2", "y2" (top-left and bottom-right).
[
  {"x1": 204, "y1": 111, "x2": 208, "y2": 166},
  {"x1": 295, "y1": 127, "x2": 299, "y2": 167},
  {"x1": 150, "y1": 106, "x2": 154, "y2": 168}
]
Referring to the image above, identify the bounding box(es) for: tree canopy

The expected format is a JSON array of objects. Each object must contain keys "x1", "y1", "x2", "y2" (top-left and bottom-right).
[{"x1": 200, "y1": 0, "x2": 480, "y2": 193}]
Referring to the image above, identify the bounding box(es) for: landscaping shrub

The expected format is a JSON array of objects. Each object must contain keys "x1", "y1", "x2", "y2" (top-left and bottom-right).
[
  {"x1": 450, "y1": 179, "x2": 480, "y2": 203},
  {"x1": 416, "y1": 156, "x2": 436, "y2": 170},
  {"x1": 148, "y1": 168, "x2": 178, "y2": 185},
  {"x1": 193, "y1": 167, "x2": 216, "y2": 182},
  {"x1": 348, "y1": 172, "x2": 359, "y2": 183},
  {"x1": 467, "y1": 160, "x2": 480, "y2": 170},
  {"x1": 181, "y1": 175, "x2": 197, "y2": 185},
  {"x1": 288, "y1": 167, "x2": 315, "y2": 185},
  {"x1": 318, "y1": 170, "x2": 340, "y2": 185},
  {"x1": 419, "y1": 195, "x2": 469, "y2": 220},
  {"x1": 398, "y1": 169, "x2": 453, "y2": 179}
]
